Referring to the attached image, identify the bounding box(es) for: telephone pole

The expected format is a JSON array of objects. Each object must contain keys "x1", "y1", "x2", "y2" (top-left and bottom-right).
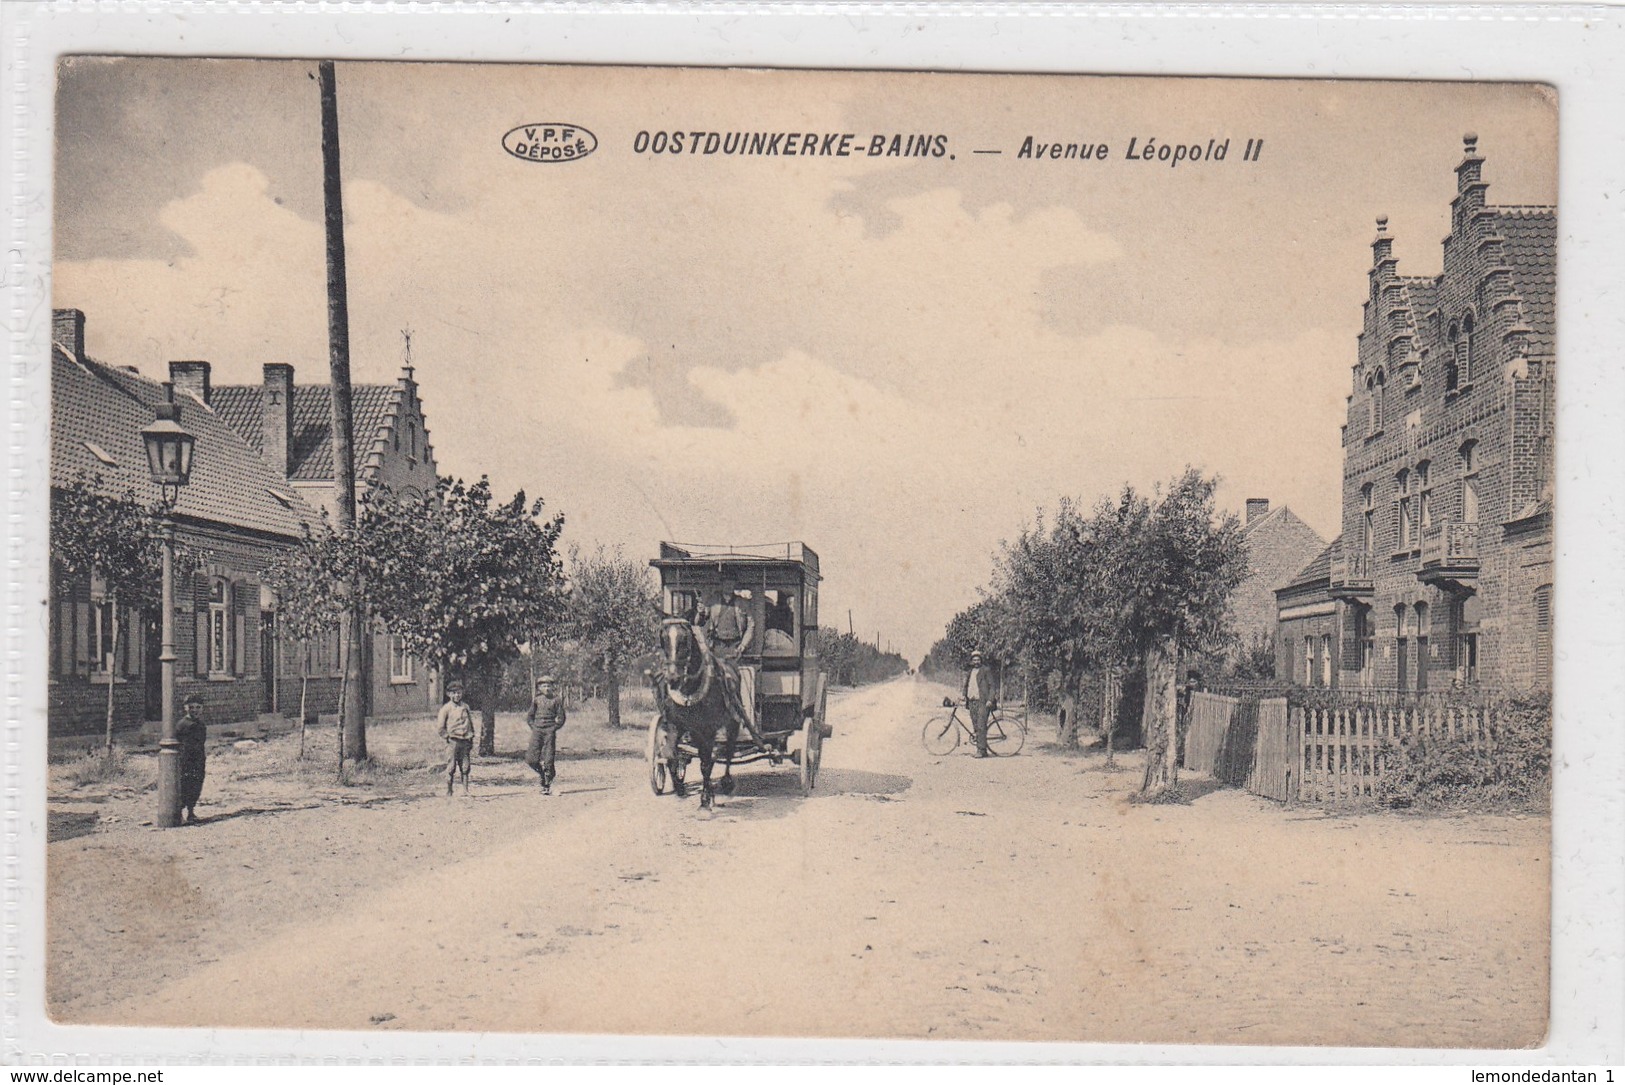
[{"x1": 319, "y1": 60, "x2": 367, "y2": 763}]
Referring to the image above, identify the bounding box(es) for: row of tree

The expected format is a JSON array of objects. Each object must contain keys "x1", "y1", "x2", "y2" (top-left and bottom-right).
[
  {"x1": 818, "y1": 629, "x2": 909, "y2": 688},
  {"x1": 923, "y1": 468, "x2": 1250, "y2": 798}
]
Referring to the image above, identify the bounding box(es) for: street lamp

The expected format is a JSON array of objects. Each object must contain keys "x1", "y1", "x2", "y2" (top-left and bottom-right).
[{"x1": 139, "y1": 386, "x2": 195, "y2": 829}]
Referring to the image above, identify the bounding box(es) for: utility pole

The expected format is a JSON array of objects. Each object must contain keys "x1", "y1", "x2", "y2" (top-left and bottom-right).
[
  {"x1": 319, "y1": 60, "x2": 367, "y2": 763},
  {"x1": 847, "y1": 609, "x2": 854, "y2": 638}
]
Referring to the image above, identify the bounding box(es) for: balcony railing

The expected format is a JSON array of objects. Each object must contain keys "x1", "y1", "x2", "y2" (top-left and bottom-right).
[
  {"x1": 1419, "y1": 520, "x2": 1480, "y2": 578},
  {"x1": 1329, "y1": 550, "x2": 1374, "y2": 596}
]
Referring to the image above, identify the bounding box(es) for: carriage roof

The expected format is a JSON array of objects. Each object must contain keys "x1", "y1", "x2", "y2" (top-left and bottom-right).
[{"x1": 650, "y1": 541, "x2": 821, "y2": 584}]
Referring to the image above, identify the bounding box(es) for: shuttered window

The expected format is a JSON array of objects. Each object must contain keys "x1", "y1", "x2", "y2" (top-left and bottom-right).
[{"x1": 1534, "y1": 584, "x2": 1553, "y2": 680}]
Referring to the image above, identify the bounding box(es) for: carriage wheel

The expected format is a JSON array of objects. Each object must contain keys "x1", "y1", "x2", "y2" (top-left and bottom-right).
[{"x1": 647, "y1": 714, "x2": 671, "y2": 795}]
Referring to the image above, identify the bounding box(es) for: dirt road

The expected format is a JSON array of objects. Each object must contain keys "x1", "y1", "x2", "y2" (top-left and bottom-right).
[{"x1": 49, "y1": 677, "x2": 1548, "y2": 1045}]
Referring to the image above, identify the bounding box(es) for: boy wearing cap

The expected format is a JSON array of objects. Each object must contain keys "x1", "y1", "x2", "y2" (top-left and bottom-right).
[
  {"x1": 525, "y1": 676, "x2": 567, "y2": 794},
  {"x1": 175, "y1": 695, "x2": 209, "y2": 823},
  {"x1": 437, "y1": 681, "x2": 476, "y2": 795}
]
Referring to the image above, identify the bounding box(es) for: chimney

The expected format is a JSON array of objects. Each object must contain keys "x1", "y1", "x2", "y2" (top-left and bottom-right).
[
  {"x1": 262, "y1": 363, "x2": 295, "y2": 477},
  {"x1": 52, "y1": 308, "x2": 85, "y2": 359},
  {"x1": 1245, "y1": 498, "x2": 1270, "y2": 525},
  {"x1": 168, "y1": 361, "x2": 212, "y2": 405}
]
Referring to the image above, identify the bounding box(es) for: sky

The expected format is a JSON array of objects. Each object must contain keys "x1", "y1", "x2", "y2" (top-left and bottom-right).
[{"x1": 52, "y1": 61, "x2": 1557, "y2": 662}]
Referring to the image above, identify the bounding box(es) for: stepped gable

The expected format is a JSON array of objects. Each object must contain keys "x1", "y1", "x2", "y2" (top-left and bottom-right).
[
  {"x1": 51, "y1": 349, "x2": 316, "y2": 539},
  {"x1": 212, "y1": 382, "x2": 402, "y2": 481}
]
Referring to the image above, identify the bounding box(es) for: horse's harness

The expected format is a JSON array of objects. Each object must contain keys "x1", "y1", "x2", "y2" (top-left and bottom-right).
[{"x1": 660, "y1": 618, "x2": 714, "y2": 708}]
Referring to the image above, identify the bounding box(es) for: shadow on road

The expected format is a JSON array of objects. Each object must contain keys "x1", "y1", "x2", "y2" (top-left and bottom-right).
[{"x1": 680, "y1": 765, "x2": 915, "y2": 822}]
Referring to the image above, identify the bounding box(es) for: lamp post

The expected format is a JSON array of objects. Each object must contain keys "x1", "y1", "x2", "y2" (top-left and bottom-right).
[{"x1": 140, "y1": 386, "x2": 195, "y2": 829}]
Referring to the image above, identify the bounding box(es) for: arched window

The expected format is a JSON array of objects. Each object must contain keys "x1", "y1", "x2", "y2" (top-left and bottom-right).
[
  {"x1": 1365, "y1": 375, "x2": 1377, "y2": 436},
  {"x1": 1372, "y1": 370, "x2": 1386, "y2": 435},
  {"x1": 1446, "y1": 322, "x2": 1461, "y2": 391},
  {"x1": 1394, "y1": 604, "x2": 1412, "y2": 691},
  {"x1": 1396, "y1": 469, "x2": 1413, "y2": 550},
  {"x1": 1460, "y1": 440, "x2": 1480, "y2": 524},
  {"x1": 1417, "y1": 460, "x2": 1433, "y2": 531},
  {"x1": 1460, "y1": 312, "x2": 1476, "y2": 383},
  {"x1": 1414, "y1": 601, "x2": 1430, "y2": 692},
  {"x1": 1361, "y1": 483, "x2": 1376, "y2": 554}
]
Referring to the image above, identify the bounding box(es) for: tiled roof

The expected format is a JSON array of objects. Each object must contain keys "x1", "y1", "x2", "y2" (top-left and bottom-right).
[
  {"x1": 212, "y1": 383, "x2": 401, "y2": 482},
  {"x1": 52, "y1": 351, "x2": 317, "y2": 538},
  {"x1": 1492, "y1": 206, "x2": 1556, "y2": 357},
  {"x1": 1280, "y1": 536, "x2": 1340, "y2": 593}
]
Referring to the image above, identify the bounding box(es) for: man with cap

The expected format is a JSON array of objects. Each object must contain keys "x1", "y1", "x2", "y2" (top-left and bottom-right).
[
  {"x1": 174, "y1": 695, "x2": 209, "y2": 823},
  {"x1": 704, "y1": 579, "x2": 758, "y2": 737},
  {"x1": 525, "y1": 675, "x2": 567, "y2": 794},
  {"x1": 437, "y1": 680, "x2": 476, "y2": 795},
  {"x1": 962, "y1": 650, "x2": 999, "y2": 758}
]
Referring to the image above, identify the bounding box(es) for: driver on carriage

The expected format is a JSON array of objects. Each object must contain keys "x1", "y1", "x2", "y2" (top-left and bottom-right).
[{"x1": 697, "y1": 578, "x2": 757, "y2": 736}]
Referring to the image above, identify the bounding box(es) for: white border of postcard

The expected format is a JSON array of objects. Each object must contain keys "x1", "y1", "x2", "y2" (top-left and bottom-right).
[{"x1": 5, "y1": 0, "x2": 1623, "y2": 1068}]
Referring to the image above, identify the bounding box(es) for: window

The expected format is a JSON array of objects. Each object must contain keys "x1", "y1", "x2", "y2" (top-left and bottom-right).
[
  {"x1": 1461, "y1": 441, "x2": 1480, "y2": 524},
  {"x1": 389, "y1": 635, "x2": 415, "y2": 683},
  {"x1": 1395, "y1": 605, "x2": 1411, "y2": 692},
  {"x1": 1366, "y1": 370, "x2": 1386, "y2": 437},
  {"x1": 1362, "y1": 483, "x2": 1376, "y2": 554},
  {"x1": 208, "y1": 580, "x2": 229, "y2": 674},
  {"x1": 1303, "y1": 636, "x2": 1315, "y2": 686},
  {"x1": 1446, "y1": 322, "x2": 1460, "y2": 391},
  {"x1": 1359, "y1": 610, "x2": 1376, "y2": 687},
  {"x1": 1460, "y1": 312, "x2": 1475, "y2": 384},
  {"x1": 1396, "y1": 469, "x2": 1413, "y2": 550},
  {"x1": 1417, "y1": 460, "x2": 1433, "y2": 530},
  {"x1": 1534, "y1": 584, "x2": 1553, "y2": 681},
  {"x1": 1321, "y1": 634, "x2": 1334, "y2": 687},
  {"x1": 762, "y1": 590, "x2": 799, "y2": 656},
  {"x1": 1414, "y1": 602, "x2": 1430, "y2": 692}
]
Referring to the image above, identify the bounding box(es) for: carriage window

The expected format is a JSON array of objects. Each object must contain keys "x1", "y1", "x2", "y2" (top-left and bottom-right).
[
  {"x1": 761, "y1": 590, "x2": 798, "y2": 656},
  {"x1": 666, "y1": 589, "x2": 699, "y2": 620}
]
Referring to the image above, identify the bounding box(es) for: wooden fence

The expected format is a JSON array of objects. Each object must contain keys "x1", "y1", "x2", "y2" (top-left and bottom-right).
[
  {"x1": 1294, "y1": 701, "x2": 1498, "y2": 803},
  {"x1": 1183, "y1": 692, "x2": 1293, "y2": 801}
]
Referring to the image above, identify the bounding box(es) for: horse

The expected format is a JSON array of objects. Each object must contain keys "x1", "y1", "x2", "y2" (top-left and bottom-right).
[{"x1": 653, "y1": 617, "x2": 741, "y2": 809}]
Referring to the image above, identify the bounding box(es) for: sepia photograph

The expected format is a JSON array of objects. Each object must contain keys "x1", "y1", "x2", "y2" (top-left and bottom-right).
[{"x1": 36, "y1": 56, "x2": 1565, "y2": 1049}]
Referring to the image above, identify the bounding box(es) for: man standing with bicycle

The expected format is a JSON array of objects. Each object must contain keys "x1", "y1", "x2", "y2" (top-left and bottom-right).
[{"x1": 963, "y1": 650, "x2": 998, "y2": 758}]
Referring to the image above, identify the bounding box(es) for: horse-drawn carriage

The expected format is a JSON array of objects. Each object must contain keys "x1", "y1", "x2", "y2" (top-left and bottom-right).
[{"x1": 647, "y1": 541, "x2": 830, "y2": 805}]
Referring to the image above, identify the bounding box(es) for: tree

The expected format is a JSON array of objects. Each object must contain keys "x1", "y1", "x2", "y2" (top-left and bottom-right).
[
  {"x1": 360, "y1": 476, "x2": 566, "y2": 756},
  {"x1": 49, "y1": 472, "x2": 167, "y2": 754},
  {"x1": 565, "y1": 544, "x2": 659, "y2": 728},
  {"x1": 1115, "y1": 469, "x2": 1249, "y2": 797},
  {"x1": 262, "y1": 523, "x2": 356, "y2": 759}
]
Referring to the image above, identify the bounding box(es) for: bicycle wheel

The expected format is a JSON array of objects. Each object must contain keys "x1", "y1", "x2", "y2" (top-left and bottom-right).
[
  {"x1": 986, "y1": 711, "x2": 1026, "y2": 756},
  {"x1": 922, "y1": 714, "x2": 961, "y2": 756}
]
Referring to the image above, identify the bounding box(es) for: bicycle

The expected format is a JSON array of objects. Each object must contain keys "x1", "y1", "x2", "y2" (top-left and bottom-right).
[{"x1": 921, "y1": 697, "x2": 1026, "y2": 756}]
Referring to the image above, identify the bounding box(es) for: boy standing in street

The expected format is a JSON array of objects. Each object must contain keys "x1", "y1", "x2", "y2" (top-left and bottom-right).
[
  {"x1": 175, "y1": 695, "x2": 209, "y2": 824},
  {"x1": 437, "y1": 681, "x2": 476, "y2": 795},
  {"x1": 525, "y1": 675, "x2": 567, "y2": 795}
]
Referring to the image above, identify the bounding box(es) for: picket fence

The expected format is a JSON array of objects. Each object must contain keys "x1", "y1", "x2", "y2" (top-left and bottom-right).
[
  {"x1": 1294, "y1": 700, "x2": 1497, "y2": 803},
  {"x1": 1183, "y1": 691, "x2": 1500, "y2": 804}
]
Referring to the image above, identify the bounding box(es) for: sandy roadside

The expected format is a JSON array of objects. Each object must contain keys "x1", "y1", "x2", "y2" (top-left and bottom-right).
[{"x1": 50, "y1": 677, "x2": 1548, "y2": 1046}]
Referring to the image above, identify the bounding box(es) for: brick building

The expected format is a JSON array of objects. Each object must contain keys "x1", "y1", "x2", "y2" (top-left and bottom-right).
[
  {"x1": 1277, "y1": 135, "x2": 1554, "y2": 692},
  {"x1": 49, "y1": 309, "x2": 332, "y2": 735},
  {"x1": 210, "y1": 355, "x2": 442, "y2": 721},
  {"x1": 49, "y1": 309, "x2": 446, "y2": 735},
  {"x1": 1228, "y1": 498, "x2": 1326, "y2": 666}
]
